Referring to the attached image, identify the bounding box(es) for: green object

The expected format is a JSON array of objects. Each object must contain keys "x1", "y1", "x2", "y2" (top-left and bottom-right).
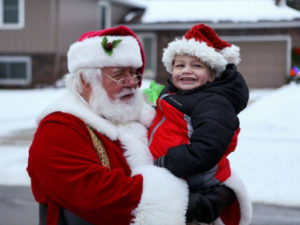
[
  {"x1": 101, "y1": 36, "x2": 122, "y2": 56},
  {"x1": 143, "y1": 80, "x2": 165, "y2": 106}
]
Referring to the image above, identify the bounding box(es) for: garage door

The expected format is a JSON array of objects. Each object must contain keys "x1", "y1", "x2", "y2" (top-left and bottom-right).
[{"x1": 225, "y1": 35, "x2": 291, "y2": 88}]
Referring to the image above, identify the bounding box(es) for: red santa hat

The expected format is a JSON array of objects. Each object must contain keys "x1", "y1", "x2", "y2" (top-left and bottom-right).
[
  {"x1": 67, "y1": 25, "x2": 145, "y2": 79},
  {"x1": 162, "y1": 23, "x2": 240, "y2": 75}
]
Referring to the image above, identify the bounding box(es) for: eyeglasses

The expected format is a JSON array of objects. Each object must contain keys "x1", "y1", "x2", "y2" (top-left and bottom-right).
[{"x1": 102, "y1": 71, "x2": 142, "y2": 87}]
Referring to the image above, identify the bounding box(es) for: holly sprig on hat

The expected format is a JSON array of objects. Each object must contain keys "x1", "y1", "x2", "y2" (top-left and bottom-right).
[{"x1": 101, "y1": 36, "x2": 122, "y2": 56}]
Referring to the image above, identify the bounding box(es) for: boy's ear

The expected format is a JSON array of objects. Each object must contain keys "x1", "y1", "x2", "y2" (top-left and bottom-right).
[{"x1": 208, "y1": 70, "x2": 216, "y2": 82}]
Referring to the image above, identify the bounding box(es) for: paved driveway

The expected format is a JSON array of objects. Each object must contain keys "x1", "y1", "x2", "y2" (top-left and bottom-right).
[
  {"x1": 0, "y1": 186, "x2": 38, "y2": 225},
  {"x1": 1, "y1": 185, "x2": 300, "y2": 225}
]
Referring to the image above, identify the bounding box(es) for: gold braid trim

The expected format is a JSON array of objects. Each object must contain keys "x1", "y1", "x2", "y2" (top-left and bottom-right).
[{"x1": 86, "y1": 125, "x2": 110, "y2": 169}]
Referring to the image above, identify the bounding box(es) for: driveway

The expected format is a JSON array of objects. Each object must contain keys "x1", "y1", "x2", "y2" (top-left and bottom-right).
[{"x1": 1, "y1": 185, "x2": 300, "y2": 225}]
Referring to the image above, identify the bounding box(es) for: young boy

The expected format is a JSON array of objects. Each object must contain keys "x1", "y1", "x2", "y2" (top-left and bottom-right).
[{"x1": 148, "y1": 24, "x2": 252, "y2": 224}]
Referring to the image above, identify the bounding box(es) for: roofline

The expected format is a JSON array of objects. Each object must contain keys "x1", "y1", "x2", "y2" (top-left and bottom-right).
[
  {"x1": 123, "y1": 21, "x2": 300, "y2": 30},
  {"x1": 110, "y1": 0, "x2": 145, "y2": 9}
]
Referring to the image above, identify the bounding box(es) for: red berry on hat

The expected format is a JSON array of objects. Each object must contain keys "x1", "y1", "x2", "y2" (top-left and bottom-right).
[{"x1": 106, "y1": 42, "x2": 113, "y2": 50}]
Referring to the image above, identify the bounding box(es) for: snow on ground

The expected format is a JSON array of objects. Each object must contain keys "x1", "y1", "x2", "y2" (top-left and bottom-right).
[
  {"x1": 229, "y1": 83, "x2": 300, "y2": 207},
  {"x1": 0, "y1": 82, "x2": 300, "y2": 207},
  {"x1": 0, "y1": 88, "x2": 66, "y2": 137},
  {"x1": 0, "y1": 145, "x2": 30, "y2": 186}
]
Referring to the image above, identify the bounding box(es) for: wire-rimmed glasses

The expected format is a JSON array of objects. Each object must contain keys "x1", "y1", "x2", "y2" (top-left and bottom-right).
[{"x1": 102, "y1": 71, "x2": 142, "y2": 87}]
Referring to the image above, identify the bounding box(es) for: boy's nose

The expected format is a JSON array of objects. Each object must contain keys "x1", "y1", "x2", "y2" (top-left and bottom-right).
[{"x1": 182, "y1": 66, "x2": 192, "y2": 74}]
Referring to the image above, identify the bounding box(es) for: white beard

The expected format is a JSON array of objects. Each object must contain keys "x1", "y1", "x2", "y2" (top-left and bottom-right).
[{"x1": 89, "y1": 82, "x2": 144, "y2": 124}]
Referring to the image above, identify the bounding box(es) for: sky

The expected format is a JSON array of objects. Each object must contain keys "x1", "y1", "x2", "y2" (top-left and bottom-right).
[
  {"x1": 128, "y1": 0, "x2": 300, "y2": 23},
  {"x1": 0, "y1": 81, "x2": 300, "y2": 207}
]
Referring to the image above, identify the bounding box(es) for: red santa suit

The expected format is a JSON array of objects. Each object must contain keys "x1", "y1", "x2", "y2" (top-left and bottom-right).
[{"x1": 27, "y1": 91, "x2": 189, "y2": 225}]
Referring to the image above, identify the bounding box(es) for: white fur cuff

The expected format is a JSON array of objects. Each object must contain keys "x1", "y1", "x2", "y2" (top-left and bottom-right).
[
  {"x1": 131, "y1": 165, "x2": 189, "y2": 225},
  {"x1": 224, "y1": 171, "x2": 253, "y2": 225}
]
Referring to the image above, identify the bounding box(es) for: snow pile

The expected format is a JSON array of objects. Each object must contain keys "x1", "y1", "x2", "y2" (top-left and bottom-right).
[{"x1": 230, "y1": 83, "x2": 300, "y2": 207}]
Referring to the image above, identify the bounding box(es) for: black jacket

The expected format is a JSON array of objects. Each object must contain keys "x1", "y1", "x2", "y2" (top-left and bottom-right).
[{"x1": 155, "y1": 64, "x2": 249, "y2": 178}]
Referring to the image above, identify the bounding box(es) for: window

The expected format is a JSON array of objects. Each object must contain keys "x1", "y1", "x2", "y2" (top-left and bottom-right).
[
  {"x1": 98, "y1": 1, "x2": 111, "y2": 30},
  {"x1": 0, "y1": 56, "x2": 31, "y2": 85},
  {"x1": 0, "y1": 0, "x2": 24, "y2": 29},
  {"x1": 137, "y1": 33, "x2": 157, "y2": 79}
]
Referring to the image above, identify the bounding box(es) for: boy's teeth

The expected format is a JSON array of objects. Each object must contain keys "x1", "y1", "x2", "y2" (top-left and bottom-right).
[{"x1": 181, "y1": 77, "x2": 195, "y2": 81}]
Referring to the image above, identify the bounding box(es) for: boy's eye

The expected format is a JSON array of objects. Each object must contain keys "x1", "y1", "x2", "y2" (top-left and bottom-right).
[
  {"x1": 193, "y1": 64, "x2": 203, "y2": 68},
  {"x1": 174, "y1": 64, "x2": 184, "y2": 68}
]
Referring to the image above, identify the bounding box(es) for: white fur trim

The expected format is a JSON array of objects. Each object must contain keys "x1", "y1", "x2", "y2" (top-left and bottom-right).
[
  {"x1": 37, "y1": 92, "x2": 119, "y2": 140},
  {"x1": 162, "y1": 38, "x2": 227, "y2": 75},
  {"x1": 131, "y1": 165, "x2": 189, "y2": 225},
  {"x1": 139, "y1": 102, "x2": 156, "y2": 128},
  {"x1": 224, "y1": 170, "x2": 253, "y2": 225},
  {"x1": 37, "y1": 91, "x2": 154, "y2": 167},
  {"x1": 220, "y1": 45, "x2": 241, "y2": 65},
  {"x1": 117, "y1": 123, "x2": 153, "y2": 169},
  {"x1": 68, "y1": 35, "x2": 142, "y2": 72}
]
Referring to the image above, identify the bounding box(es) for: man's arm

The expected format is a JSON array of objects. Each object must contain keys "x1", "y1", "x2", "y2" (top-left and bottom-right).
[{"x1": 155, "y1": 95, "x2": 239, "y2": 178}]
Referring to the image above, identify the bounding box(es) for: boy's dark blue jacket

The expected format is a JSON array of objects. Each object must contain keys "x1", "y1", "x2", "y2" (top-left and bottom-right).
[{"x1": 149, "y1": 64, "x2": 249, "y2": 180}]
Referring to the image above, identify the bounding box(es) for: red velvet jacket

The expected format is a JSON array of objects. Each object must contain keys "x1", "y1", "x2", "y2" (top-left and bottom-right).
[
  {"x1": 27, "y1": 112, "x2": 143, "y2": 225},
  {"x1": 27, "y1": 91, "x2": 190, "y2": 225}
]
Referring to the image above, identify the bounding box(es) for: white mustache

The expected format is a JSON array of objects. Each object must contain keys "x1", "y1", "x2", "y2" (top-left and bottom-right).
[{"x1": 116, "y1": 88, "x2": 136, "y2": 98}]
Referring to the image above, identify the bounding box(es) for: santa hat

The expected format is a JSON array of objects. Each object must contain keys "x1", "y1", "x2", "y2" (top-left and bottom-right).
[
  {"x1": 162, "y1": 23, "x2": 240, "y2": 75},
  {"x1": 67, "y1": 25, "x2": 145, "y2": 81}
]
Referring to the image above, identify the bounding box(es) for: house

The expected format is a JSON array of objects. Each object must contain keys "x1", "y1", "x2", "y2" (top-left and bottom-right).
[
  {"x1": 0, "y1": 0, "x2": 300, "y2": 88},
  {"x1": 0, "y1": 0, "x2": 146, "y2": 88},
  {"x1": 123, "y1": 0, "x2": 300, "y2": 88},
  {"x1": 0, "y1": 0, "x2": 107, "y2": 88}
]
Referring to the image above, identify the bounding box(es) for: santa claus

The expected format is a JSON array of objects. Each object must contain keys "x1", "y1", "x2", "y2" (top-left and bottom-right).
[{"x1": 27, "y1": 25, "x2": 189, "y2": 225}]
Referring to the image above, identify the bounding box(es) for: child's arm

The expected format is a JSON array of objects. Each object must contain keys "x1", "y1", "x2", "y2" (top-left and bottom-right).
[{"x1": 154, "y1": 94, "x2": 239, "y2": 178}]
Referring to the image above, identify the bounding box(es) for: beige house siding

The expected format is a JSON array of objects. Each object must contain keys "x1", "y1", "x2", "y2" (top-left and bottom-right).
[
  {"x1": 0, "y1": 0, "x2": 56, "y2": 53},
  {"x1": 58, "y1": 0, "x2": 98, "y2": 53},
  {"x1": 0, "y1": 0, "x2": 100, "y2": 88},
  {"x1": 0, "y1": 0, "x2": 99, "y2": 53}
]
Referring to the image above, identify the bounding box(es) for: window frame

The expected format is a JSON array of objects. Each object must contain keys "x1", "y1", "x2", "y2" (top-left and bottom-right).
[
  {"x1": 0, "y1": 56, "x2": 32, "y2": 85},
  {"x1": 0, "y1": 0, "x2": 24, "y2": 29},
  {"x1": 137, "y1": 32, "x2": 157, "y2": 79},
  {"x1": 97, "y1": 0, "x2": 111, "y2": 30}
]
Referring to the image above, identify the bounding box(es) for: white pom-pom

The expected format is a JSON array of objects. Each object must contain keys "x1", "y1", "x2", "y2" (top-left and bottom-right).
[{"x1": 221, "y1": 45, "x2": 241, "y2": 65}]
